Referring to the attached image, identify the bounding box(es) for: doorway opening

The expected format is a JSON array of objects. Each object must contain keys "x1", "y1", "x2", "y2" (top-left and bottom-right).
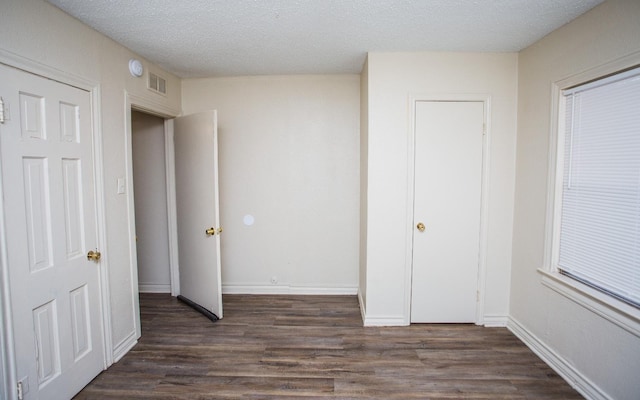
[
  {"x1": 125, "y1": 104, "x2": 224, "y2": 329},
  {"x1": 122, "y1": 100, "x2": 181, "y2": 354},
  {"x1": 131, "y1": 110, "x2": 173, "y2": 294}
]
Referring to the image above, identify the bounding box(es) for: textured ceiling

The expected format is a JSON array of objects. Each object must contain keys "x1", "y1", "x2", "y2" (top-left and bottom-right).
[{"x1": 47, "y1": 0, "x2": 603, "y2": 78}]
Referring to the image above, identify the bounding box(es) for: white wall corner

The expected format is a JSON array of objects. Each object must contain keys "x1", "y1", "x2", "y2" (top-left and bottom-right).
[
  {"x1": 358, "y1": 290, "x2": 366, "y2": 325},
  {"x1": 507, "y1": 316, "x2": 611, "y2": 400}
]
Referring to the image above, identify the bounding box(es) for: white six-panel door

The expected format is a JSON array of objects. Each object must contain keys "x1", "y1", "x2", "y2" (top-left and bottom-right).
[
  {"x1": 0, "y1": 64, "x2": 104, "y2": 399},
  {"x1": 411, "y1": 100, "x2": 484, "y2": 323}
]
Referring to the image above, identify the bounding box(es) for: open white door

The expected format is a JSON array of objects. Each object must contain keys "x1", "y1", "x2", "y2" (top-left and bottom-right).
[
  {"x1": 0, "y1": 64, "x2": 105, "y2": 399},
  {"x1": 173, "y1": 111, "x2": 223, "y2": 320}
]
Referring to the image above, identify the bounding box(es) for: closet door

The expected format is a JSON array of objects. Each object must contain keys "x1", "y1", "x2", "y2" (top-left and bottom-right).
[
  {"x1": 411, "y1": 101, "x2": 484, "y2": 323},
  {"x1": 0, "y1": 62, "x2": 105, "y2": 399}
]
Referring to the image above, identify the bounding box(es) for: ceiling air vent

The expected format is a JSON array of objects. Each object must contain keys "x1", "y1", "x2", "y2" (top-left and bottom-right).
[{"x1": 148, "y1": 72, "x2": 167, "y2": 95}]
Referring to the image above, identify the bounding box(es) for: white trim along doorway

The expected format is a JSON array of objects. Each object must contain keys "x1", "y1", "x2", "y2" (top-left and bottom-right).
[{"x1": 120, "y1": 93, "x2": 180, "y2": 359}]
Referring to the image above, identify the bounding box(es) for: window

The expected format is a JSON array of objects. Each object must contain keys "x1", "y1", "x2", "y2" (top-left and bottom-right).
[{"x1": 551, "y1": 66, "x2": 640, "y2": 309}]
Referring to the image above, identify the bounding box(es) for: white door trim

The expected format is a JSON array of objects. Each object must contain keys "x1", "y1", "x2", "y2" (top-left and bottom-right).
[
  {"x1": 164, "y1": 119, "x2": 180, "y2": 297},
  {"x1": 0, "y1": 108, "x2": 16, "y2": 400},
  {"x1": 0, "y1": 49, "x2": 111, "y2": 399},
  {"x1": 123, "y1": 93, "x2": 180, "y2": 355},
  {"x1": 405, "y1": 94, "x2": 492, "y2": 326}
]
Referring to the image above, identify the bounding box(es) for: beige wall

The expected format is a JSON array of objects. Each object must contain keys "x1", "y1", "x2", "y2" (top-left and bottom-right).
[
  {"x1": 511, "y1": 0, "x2": 640, "y2": 398},
  {"x1": 182, "y1": 75, "x2": 360, "y2": 293},
  {"x1": 0, "y1": 0, "x2": 181, "y2": 362},
  {"x1": 3, "y1": 0, "x2": 638, "y2": 398},
  {"x1": 362, "y1": 52, "x2": 518, "y2": 324}
]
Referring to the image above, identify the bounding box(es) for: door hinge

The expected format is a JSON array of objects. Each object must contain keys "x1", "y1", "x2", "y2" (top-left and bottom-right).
[
  {"x1": 17, "y1": 377, "x2": 29, "y2": 399},
  {"x1": 0, "y1": 97, "x2": 9, "y2": 124},
  {"x1": 0, "y1": 97, "x2": 5, "y2": 124}
]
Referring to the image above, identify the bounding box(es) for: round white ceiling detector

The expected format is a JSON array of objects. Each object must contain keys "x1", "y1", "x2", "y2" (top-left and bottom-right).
[{"x1": 129, "y1": 59, "x2": 144, "y2": 77}]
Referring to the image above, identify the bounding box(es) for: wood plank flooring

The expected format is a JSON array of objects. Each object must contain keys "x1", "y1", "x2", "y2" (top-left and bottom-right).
[{"x1": 74, "y1": 294, "x2": 583, "y2": 399}]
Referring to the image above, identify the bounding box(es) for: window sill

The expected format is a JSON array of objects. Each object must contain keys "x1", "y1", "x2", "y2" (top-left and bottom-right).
[{"x1": 538, "y1": 268, "x2": 640, "y2": 338}]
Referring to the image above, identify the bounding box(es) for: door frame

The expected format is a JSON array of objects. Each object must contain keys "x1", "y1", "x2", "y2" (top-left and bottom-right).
[
  {"x1": 405, "y1": 94, "x2": 492, "y2": 326},
  {"x1": 123, "y1": 93, "x2": 180, "y2": 344},
  {"x1": 128, "y1": 105, "x2": 181, "y2": 295},
  {"x1": 0, "y1": 49, "x2": 110, "y2": 399}
]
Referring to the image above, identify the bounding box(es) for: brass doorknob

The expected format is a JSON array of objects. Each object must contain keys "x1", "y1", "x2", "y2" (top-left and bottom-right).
[
  {"x1": 416, "y1": 222, "x2": 425, "y2": 232},
  {"x1": 205, "y1": 227, "x2": 223, "y2": 236},
  {"x1": 87, "y1": 250, "x2": 101, "y2": 262}
]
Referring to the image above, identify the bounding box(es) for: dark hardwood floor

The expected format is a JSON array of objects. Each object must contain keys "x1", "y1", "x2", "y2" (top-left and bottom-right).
[{"x1": 75, "y1": 294, "x2": 583, "y2": 399}]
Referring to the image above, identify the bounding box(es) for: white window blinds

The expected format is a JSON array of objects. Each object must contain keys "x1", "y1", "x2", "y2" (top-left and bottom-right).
[{"x1": 558, "y1": 66, "x2": 640, "y2": 307}]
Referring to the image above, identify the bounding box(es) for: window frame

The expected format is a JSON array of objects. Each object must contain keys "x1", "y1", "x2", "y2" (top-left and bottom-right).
[{"x1": 540, "y1": 53, "x2": 640, "y2": 338}]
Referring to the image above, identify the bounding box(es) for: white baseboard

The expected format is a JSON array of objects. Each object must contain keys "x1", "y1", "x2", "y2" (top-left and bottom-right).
[
  {"x1": 483, "y1": 314, "x2": 508, "y2": 327},
  {"x1": 138, "y1": 283, "x2": 171, "y2": 293},
  {"x1": 358, "y1": 291, "x2": 366, "y2": 324},
  {"x1": 507, "y1": 316, "x2": 610, "y2": 400},
  {"x1": 221, "y1": 284, "x2": 358, "y2": 295},
  {"x1": 363, "y1": 315, "x2": 408, "y2": 327},
  {"x1": 111, "y1": 332, "x2": 138, "y2": 363}
]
